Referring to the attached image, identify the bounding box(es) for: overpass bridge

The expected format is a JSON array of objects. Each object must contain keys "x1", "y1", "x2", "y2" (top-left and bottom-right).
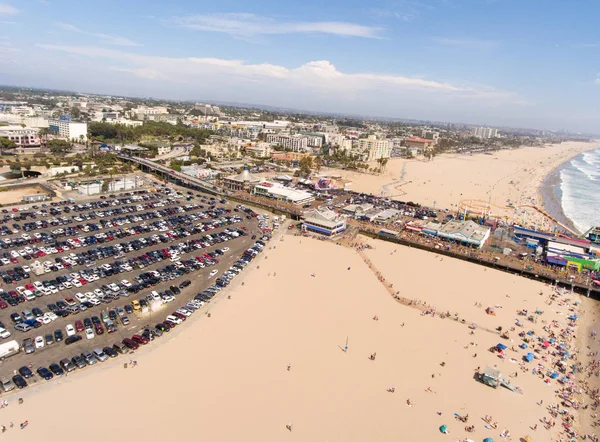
[{"x1": 116, "y1": 153, "x2": 223, "y2": 196}]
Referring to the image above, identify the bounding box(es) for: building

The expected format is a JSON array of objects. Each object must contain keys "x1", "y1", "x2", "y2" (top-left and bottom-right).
[
  {"x1": 357, "y1": 135, "x2": 391, "y2": 161},
  {"x1": 157, "y1": 145, "x2": 172, "y2": 156},
  {"x1": 0, "y1": 126, "x2": 40, "y2": 148},
  {"x1": 472, "y1": 127, "x2": 498, "y2": 139},
  {"x1": 270, "y1": 152, "x2": 311, "y2": 163},
  {"x1": 23, "y1": 194, "x2": 48, "y2": 203},
  {"x1": 405, "y1": 136, "x2": 434, "y2": 152},
  {"x1": 49, "y1": 116, "x2": 88, "y2": 142},
  {"x1": 181, "y1": 165, "x2": 214, "y2": 179},
  {"x1": 436, "y1": 220, "x2": 491, "y2": 248},
  {"x1": 251, "y1": 181, "x2": 314, "y2": 206},
  {"x1": 223, "y1": 166, "x2": 261, "y2": 192},
  {"x1": 78, "y1": 181, "x2": 102, "y2": 196},
  {"x1": 106, "y1": 118, "x2": 143, "y2": 128},
  {"x1": 266, "y1": 134, "x2": 309, "y2": 152},
  {"x1": 245, "y1": 142, "x2": 272, "y2": 158},
  {"x1": 302, "y1": 208, "x2": 347, "y2": 236},
  {"x1": 108, "y1": 179, "x2": 137, "y2": 192}
]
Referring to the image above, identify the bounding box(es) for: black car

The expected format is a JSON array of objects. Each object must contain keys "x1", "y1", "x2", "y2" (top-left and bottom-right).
[
  {"x1": 12, "y1": 374, "x2": 27, "y2": 389},
  {"x1": 49, "y1": 363, "x2": 64, "y2": 376},
  {"x1": 18, "y1": 366, "x2": 33, "y2": 378},
  {"x1": 36, "y1": 367, "x2": 54, "y2": 380},
  {"x1": 65, "y1": 335, "x2": 82, "y2": 345},
  {"x1": 54, "y1": 329, "x2": 64, "y2": 342},
  {"x1": 169, "y1": 285, "x2": 181, "y2": 295},
  {"x1": 178, "y1": 280, "x2": 191, "y2": 288},
  {"x1": 103, "y1": 346, "x2": 118, "y2": 358}
]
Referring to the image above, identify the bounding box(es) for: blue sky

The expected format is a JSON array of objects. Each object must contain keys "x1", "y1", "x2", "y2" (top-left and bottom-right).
[{"x1": 1, "y1": 0, "x2": 599, "y2": 132}]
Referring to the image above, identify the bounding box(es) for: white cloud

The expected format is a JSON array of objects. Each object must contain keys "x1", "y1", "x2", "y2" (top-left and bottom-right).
[
  {"x1": 35, "y1": 44, "x2": 520, "y2": 105},
  {"x1": 433, "y1": 37, "x2": 499, "y2": 50},
  {"x1": 0, "y1": 4, "x2": 18, "y2": 16},
  {"x1": 54, "y1": 22, "x2": 141, "y2": 47},
  {"x1": 173, "y1": 13, "x2": 382, "y2": 39}
]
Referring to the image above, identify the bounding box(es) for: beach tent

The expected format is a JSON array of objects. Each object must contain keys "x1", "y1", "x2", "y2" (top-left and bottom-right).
[
  {"x1": 568, "y1": 315, "x2": 578, "y2": 320},
  {"x1": 439, "y1": 424, "x2": 448, "y2": 433},
  {"x1": 520, "y1": 343, "x2": 528, "y2": 349},
  {"x1": 542, "y1": 341, "x2": 550, "y2": 348},
  {"x1": 496, "y1": 343, "x2": 507, "y2": 350},
  {"x1": 524, "y1": 353, "x2": 535, "y2": 362},
  {"x1": 484, "y1": 438, "x2": 494, "y2": 442}
]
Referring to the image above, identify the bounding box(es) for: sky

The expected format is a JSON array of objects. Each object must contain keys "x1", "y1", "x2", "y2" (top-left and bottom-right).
[{"x1": 0, "y1": 0, "x2": 599, "y2": 133}]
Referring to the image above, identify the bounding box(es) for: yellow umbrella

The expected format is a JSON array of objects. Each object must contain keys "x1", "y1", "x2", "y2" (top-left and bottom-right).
[{"x1": 524, "y1": 436, "x2": 532, "y2": 442}]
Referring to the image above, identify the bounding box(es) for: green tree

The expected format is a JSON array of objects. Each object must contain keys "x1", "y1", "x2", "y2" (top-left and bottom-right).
[
  {"x1": 298, "y1": 156, "x2": 313, "y2": 176},
  {"x1": 0, "y1": 137, "x2": 17, "y2": 154},
  {"x1": 47, "y1": 139, "x2": 72, "y2": 156}
]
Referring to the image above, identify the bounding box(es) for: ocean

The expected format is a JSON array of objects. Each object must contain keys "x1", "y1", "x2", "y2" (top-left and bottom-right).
[{"x1": 557, "y1": 148, "x2": 600, "y2": 234}]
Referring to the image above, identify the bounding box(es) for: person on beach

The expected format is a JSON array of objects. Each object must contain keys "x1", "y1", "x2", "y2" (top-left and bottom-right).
[
  {"x1": 287, "y1": 363, "x2": 291, "y2": 371},
  {"x1": 286, "y1": 423, "x2": 292, "y2": 431}
]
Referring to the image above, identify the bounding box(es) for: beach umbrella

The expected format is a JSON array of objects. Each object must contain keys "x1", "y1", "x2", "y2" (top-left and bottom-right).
[
  {"x1": 439, "y1": 424, "x2": 448, "y2": 433},
  {"x1": 496, "y1": 343, "x2": 507, "y2": 350},
  {"x1": 524, "y1": 436, "x2": 532, "y2": 442},
  {"x1": 484, "y1": 438, "x2": 494, "y2": 442}
]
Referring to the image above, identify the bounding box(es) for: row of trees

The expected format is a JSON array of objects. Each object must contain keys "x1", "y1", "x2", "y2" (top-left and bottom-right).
[{"x1": 88, "y1": 121, "x2": 213, "y2": 145}]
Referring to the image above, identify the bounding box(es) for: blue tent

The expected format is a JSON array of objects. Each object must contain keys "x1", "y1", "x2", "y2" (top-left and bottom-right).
[
  {"x1": 496, "y1": 343, "x2": 507, "y2": 350},
  {"x1": 568, "y1": 315, "x2": 578, "y2": 320},
  {"x1": 484, "y1": 438, "x2": 494, "y2": 442},
  {"x1": 519, "y1": 343, "x2": 528, "y2": 349},
  {"x1": 524, "y1": 353, "x2": 535, "y2": 362}
]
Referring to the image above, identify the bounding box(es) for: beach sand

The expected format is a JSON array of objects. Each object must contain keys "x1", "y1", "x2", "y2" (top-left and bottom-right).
[
  {"x1": 0, "y1": 234, "x2": 592, "y2": 441},
  {"x1": 329, "y1": 141, "x2": 598, "y2": 215}
]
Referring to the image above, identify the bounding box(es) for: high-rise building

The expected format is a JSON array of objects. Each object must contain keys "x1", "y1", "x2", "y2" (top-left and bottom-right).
[
  {"x1": 357, "y1": 135, "x2": 391, "y2": 161},
  {"x1": 472, "y1": 127, "x2": 498, "y2": 139},
  {"x1": 48, "y1": 116, "x2": 88, "y2": 142}
]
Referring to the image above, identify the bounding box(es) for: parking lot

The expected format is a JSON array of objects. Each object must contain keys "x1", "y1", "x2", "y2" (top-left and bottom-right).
[{"x1": 0, "y1": 186, "x2": 268, "y2": 390}]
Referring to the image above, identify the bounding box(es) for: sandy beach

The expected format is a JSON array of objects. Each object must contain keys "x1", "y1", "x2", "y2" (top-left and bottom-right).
[
  {"x1": 327, "y1": 141, "x2": 598, "y2": 218},
  {"x1": 0, "y1": 232, "x2": 595, "y2": 441}
]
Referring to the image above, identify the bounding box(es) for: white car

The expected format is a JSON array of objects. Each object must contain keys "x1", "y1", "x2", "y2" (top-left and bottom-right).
[
  {"x1": 176, "y1": 308, "x2": 191, "y2": 317},
  {"x1": 65, "y1": 324, "x2": 76, "y2": 336},
  {"x1": 34, "y1": 336, "x2": 45, "y2": 348},
  {"x1": 75, "y1": 293, "x2": 87, "y2": 303},
  {"x1": 93, "y1": 289, "x2": 104, "y2": 297},
  {"x1": 85, "y1": 328, "x2": 95, "y2": 340},
  {"x1": 72, "y1": 280, "x2": 82, "y2": 288},
  {"x1": 209, "y1": 270, "x2": 218, "y2": 277},
  {"x1": 0, "y1": 327, "x2": 11, "y2": 339},
  {"x1": 121, "y1": 280, "x2": 132, "y2": 287},
  {"x1": 221, "y1": 247, "x2": 230, "y2": 252},
  {"x1": 36, "y1": 316, "x2": 51, "y2": 325},
  {"x1": 44, "y1": 312, "x2": 58, "y2": 322},
  {"x1": 166, "y1": 315, "x2": 182, "y2": 325},
  {"x1": 33, "y1": 281, "x2": 43, "y2": 290}
]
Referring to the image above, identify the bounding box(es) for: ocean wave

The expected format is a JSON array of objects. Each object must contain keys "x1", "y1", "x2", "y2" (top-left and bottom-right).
[{"x1": 559, "y1": 150, "x2": 600, "y2": 234}]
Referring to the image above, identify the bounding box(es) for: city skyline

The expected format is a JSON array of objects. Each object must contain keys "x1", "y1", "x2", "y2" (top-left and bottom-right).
[{"x1": 1, "y1": 0, "x2": 599, "y2": 132}]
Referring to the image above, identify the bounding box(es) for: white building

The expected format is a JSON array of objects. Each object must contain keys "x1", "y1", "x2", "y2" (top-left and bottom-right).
[
  {"x1": 251, "y1": 181, "x2": 315, "y2": 205},
  {"x1": 245, "y1": 142, "x2": 272, "y2": 157},
  {"x1": 472, "y1": 127, "x2": 498, "y2": 139},
  {"x1": 108, "y1": 179, "x2": 136, "y2": 192},
  {"x1": 78, "y1": 181, "x2": 102, "y2": 195},
  {"x1": 357, "y1": 135, "x2": 392, "y2": 161},
  {"x1": 49, "y1": 117, "x2": 88, "y2": 142},
  {"x1": 266, "y1": 134, "x2": 309, "y2": 152}
]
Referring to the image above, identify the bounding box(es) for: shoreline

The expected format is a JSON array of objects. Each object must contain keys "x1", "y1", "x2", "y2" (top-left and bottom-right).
[{"x1": 538, "y1": 142, "x2": 600, "y2": 235}]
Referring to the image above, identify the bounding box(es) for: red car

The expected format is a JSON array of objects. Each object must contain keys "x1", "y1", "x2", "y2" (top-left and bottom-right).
[
  {"x1": 36, "y1": 251, "x2": 46, "y2": 257},
  {"x1": 78, "y1": 278, "x2": 87, "y2": 285},
  {"x1": 172, "y1": 312, "x2": 186, "y2": 322},
  {"x1": 25, "y1": 283, "x2": 35, "y2": 291},
  {"x1": 122, "y1": 338, "x2": 139, "y2": 350},
  {"x1": 131, "y1": 334, "x2": 148, "y2": 345},
  {"x1": 75, "y1": 320, "x2": 84, "y2": 332},
  {"x1": 0, "y1": 301, "x2": 8, "y2": 309}
]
